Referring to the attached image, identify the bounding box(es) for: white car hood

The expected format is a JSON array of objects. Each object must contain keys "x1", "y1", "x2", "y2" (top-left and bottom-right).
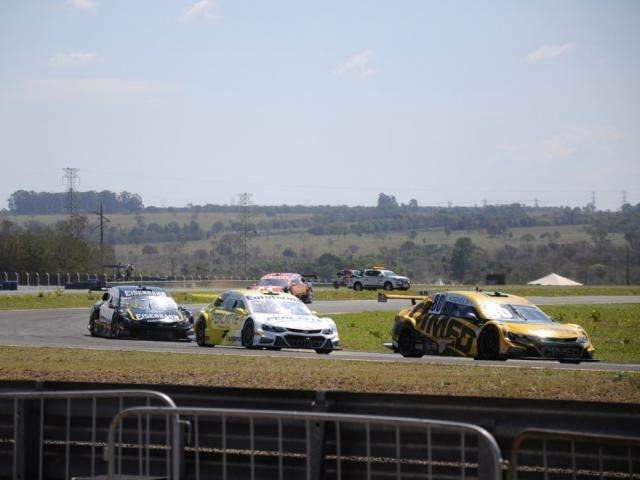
[{"x1": 254, "y1": 313, "x2": 332, "y2": 330}]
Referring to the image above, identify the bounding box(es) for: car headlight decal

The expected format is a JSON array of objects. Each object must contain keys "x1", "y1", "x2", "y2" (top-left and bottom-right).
[{"x1": 262, "y1": 324, "x2": 286, "y2": 333}]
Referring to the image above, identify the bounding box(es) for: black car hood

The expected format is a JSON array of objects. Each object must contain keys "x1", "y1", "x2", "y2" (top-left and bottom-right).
[{"x1": 128, "y1": 308, "x2": 182, "y2": 322}]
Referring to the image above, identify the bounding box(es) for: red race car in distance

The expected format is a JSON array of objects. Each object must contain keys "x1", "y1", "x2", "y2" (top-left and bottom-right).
[{"x1": 251, "y1": 273, "x2": 315, "y2": 304}]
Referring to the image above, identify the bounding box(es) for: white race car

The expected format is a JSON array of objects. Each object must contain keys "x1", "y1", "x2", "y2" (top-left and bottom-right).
[{"x1": 194, "y1": 289, "x2": 340, "y2": 354}]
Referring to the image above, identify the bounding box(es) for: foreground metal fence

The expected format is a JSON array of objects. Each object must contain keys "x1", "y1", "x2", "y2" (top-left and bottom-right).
[
  {"x1": 510, "y1": 429, "x2": 640, "y2": 480},
  {"x1": 105, "y1": 406, "x2": 503, "y2": 480},
  {"x1": 0, "y1": 389, "x2": 176, "y2": 480}
]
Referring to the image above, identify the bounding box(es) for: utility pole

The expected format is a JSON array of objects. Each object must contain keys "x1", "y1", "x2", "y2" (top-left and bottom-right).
[
  {"x1": 238, "y1": 192, "x2": 253, "y2": 278},
  {"x1": 534, "y1": 198, "x2": 539, "y2": 208},
  {"x1": 590, "y1": 191, "x2": 596, "y2": 210},
  {"x1": 626, "y1": 244, "x2": 631, "y2": 286},
  {"x1": 62, "y1": 168, "x2": 80, "y2": 235},
  {"x1": 622, "y1": 190, "x2": 628, "y2": 208}
]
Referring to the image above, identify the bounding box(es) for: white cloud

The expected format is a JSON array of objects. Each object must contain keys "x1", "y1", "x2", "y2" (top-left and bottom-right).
[
  {"x1": 49, "y1": 52, "x2": 98, "y2": 67},
  {"x1": 180, "y1": 0, "x2": 220, "y2": 22},
  {"x1": 498, "y1": 127, "x2": 624, "y2": 161},
  {"x1": 65, "y1": 0, "x2": 95, "y2": 10},
  {"x1": 526, "y1": 43, "x2": 575, "y2": 63},
  {"x1": 334, "y1": 50, "x2": 376, "y2": 78}
]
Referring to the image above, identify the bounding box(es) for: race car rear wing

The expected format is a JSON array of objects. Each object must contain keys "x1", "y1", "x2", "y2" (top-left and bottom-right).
[{"x1": 377, "y1": 292, "x2": 430, "y2": 305}]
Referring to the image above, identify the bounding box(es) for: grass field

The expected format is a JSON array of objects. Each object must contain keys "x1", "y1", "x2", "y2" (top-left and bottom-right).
[
  {"x1": 114, "y1": 223, "x2": 626, "y2": 261},
  {"x1": 331, "y1": 304, "x2": 640, "y2": 363},
  {"x1": 0, "y1": 346, "x2": 638, "y2": 402}
]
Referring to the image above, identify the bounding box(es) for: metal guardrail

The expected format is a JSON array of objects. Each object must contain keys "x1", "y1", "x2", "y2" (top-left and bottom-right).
[
  {"x1": 105, "y1": 406, "x2": 503, "y2": 480},
  {"x1": 509, "y1": 428, "x2": 640, "y2": 480},
  {"x1": 0, "y1": 389, "x2": 176, "y2": 480}
]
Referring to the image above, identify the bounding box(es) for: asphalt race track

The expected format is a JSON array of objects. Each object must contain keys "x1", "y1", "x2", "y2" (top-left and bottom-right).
[{"x1": 1, "y1": 298, "x2": 639, "y2": 373}]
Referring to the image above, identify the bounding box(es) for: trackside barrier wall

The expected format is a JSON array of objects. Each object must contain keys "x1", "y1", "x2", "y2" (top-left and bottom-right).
[
  {"x1": 105, "y1": 406, "x2": 503, "y2": 480},
  {"x1": 509, "y1": 428, "x2": 640, "y2": 480},
  {"x1": 0, "y1": 389, "x2": 176, "y2": 480}
]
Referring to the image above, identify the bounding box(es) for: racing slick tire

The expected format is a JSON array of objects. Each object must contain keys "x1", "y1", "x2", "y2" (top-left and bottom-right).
[
  {"x1": 110, "y1": 315, "x2": 121, "y2": 339},
  {"x1": 266, "y1": 347, "x2": 281, "y2": 351},
  {"x1": 383, "y1": 281, "x2": 393, "y2": 291},
  {"x1": 89, "y1": 309, "x2": 98, "y2": 337},
  {"x1": 303, "y1": 289, "x2": 314, "y2": 304},
  {"x1": 353, "y1": 282, "x2": 363, "y2": 292},
  {"x1": 195, "y1": 319, "x2": 208, "y2": 347},
  {"x1": 315, "y1": 349, "x2": 332, "y2": 354},
  {"x1": 397, "y1": 327, "x2": 424, "y2": 358},
  {"x1": 241, "y1": 319, "x2": 256, "y2": 349},
  {"x1": 476, "y1": 326, "x2": 505, "y2": 360}
]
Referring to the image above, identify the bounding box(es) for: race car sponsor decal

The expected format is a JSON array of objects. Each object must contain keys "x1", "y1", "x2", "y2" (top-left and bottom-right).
[
  {"x1": 417, "y1": 314, "x2": 477, "y2": 354},
  {"x1": 245, "y1": 295, "x2": 299, "y2": 302},
  {"x1": 123, "y1": 290, "x2": 167, "y2": 297},
  {"x1": 135, "y1": 313, "x2": 181, "y2": 321}
]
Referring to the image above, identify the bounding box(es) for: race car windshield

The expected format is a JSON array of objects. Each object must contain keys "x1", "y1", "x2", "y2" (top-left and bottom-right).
[
  {"x1": 481, "y1": 303, "x2": 553, "y2": 323},
  {"x1": 258, "y1": 278, "x2": 289, "y2": 287},
  {"x1": 248, "y1": 298, "x2": 311, "y2": 316},
  {"x1": 120, "y1": 296, "x2": 178, "y2": 311}
]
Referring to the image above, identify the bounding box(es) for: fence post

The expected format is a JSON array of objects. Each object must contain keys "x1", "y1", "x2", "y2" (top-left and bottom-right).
[
  {"x1": 26, "y1": 272, "x2": 30, "y2": 287},
  {"x1": 56, "y1": 273, "x2": 61, "y2": 286},
  {"x1": 308, "y1": 391, "x2": 328, "y2": 480},
  {"x1": 46, "y1": 273, "x2": 50, "y2": 286},
  {"x1": 3, "y1": 272, "x2": 7, "y2": 282},
  {"x1": 13, "y1": 399, "x2": 43, "y2": 480},
  {"x1": 35, "y1": 273, "x2": 40, "y2": 286},
  {"x1": 15, "y1": 272, "x2": 19, "y2": 284}
]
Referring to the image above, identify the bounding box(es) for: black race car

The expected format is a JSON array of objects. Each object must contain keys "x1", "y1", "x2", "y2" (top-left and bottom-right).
[{"x1": 88, "y1": 285, "x2": 193, "y2": 340}]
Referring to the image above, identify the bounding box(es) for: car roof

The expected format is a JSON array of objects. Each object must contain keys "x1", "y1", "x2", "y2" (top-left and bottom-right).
[
  {"x1": 112, "y1": 285, "x2": 167, "y2": 294},
  {"x1": 440, "y1": 290, "x2": 533, "y2": 307},
  {"x1": 262, "y1": 273, "x2": 300, "y2": 279},
  {"x1": 223, "y1": 288, "x2": 300, "y2": 300}
]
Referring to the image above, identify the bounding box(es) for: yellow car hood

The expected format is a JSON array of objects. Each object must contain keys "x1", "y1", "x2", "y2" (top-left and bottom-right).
[{"x1": 502, "y1": 322, "x2": 582, "y2": 339}]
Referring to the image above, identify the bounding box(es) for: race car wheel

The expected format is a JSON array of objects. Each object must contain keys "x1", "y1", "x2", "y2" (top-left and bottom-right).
[
  {"x1": 398, "y1": 327, "x2": 424, "y2": 358},
  {"x1": 195, "y1": 319, "x2": 207, "y2": 347},
  {"x1": 353, "y1": 282, "x2": 363, "y2": 292},
  {"x1": 315, "y1": 349, "x2": 332, "y2": 354},
  {"x1": 477, "y1": 327, "x2": 503, "y2": 360},
  {"x1": 89, "y1": 309, "x2": 98, "y2": 337},
  {"x1": 110, "y1": 316, "x2": 120, "y2": 339},
  {"x1": 241, "y1": 320, "x2": 255, "y2": 348},
  {"x1": 383, "y1": 282, "x2": 393, "y2": 291},
  {"x1": 304, "y1": 289, "x2": 314, "y2": 304}
]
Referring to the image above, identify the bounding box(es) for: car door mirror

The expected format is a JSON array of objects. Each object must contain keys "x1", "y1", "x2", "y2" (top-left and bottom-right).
[
  {"x1": 234, "y1": 307, "x2": 247, "y2": 316},
  {"x1": 102, "y1": 292, "x2": 109, "y2": 301},
  {"x1": 213, "y1": 297, "x2": 223, "y2": 307}
]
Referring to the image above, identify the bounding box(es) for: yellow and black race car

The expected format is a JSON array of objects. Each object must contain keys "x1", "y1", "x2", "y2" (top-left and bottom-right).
[{"x1": 381, "y1": 290, "x2": 595, "y2": 363}]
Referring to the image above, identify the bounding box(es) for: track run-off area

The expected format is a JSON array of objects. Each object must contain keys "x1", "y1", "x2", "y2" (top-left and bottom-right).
[{"x1": 1, "y1": 297, "x2": 639, "y2": 373}]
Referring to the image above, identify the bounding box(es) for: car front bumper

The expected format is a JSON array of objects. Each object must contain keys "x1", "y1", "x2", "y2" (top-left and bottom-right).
[{"x1": 255, "y1": 330, "x2": 340, "y2": 350}]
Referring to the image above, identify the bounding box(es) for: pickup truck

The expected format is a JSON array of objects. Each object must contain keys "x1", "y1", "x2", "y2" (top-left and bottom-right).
[{"x1": 350, "y1": 268, "x2": 411, "y2": 291}]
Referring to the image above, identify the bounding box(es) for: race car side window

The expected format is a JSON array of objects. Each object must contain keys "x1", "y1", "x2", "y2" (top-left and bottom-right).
[
  {"x1": 441, "y1": 301, "x2": 457, "y2": 316},
  {"x1": 222, "y1": 295, "x2": 236, "y2": 311},
  {"x1": 213, "y1": 293, "x2": 226, "y2": 308},
  {"x1": 234, "y1": 299, "x2": 246, "y2": 310}
]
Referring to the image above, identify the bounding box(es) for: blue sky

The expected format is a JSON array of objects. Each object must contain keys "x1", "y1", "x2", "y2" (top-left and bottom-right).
[{"x1": 1, "y1": 0, "x2": 638, "y2": 210}]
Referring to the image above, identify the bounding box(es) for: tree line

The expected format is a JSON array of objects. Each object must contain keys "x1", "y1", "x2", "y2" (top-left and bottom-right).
[{"x1": 7, "y1": 190, "x2": 144, "y2": 214}]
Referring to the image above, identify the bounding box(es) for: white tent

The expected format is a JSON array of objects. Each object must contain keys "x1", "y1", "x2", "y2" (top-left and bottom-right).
[{"x1": 527, "y1": 273, "x2": 582, "y2": 286}]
